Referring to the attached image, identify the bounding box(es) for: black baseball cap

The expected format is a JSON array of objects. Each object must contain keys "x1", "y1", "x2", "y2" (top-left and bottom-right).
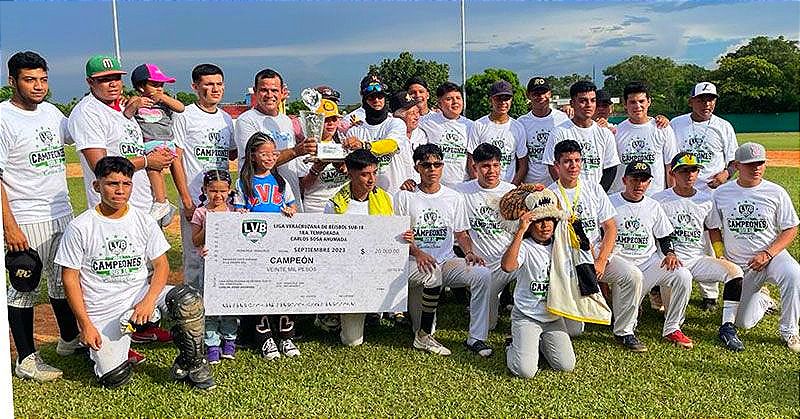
[
  {"x1": 489, "y1": 80, "x2": 513, "y2": 97},
  {"x1": 360, "y1": 74, "x2": 387, "y2": 96},
  {"x1": 389, "y1": 91, "x2": 419, "y2": 113},
  {"x1": 314, "y1": 85, "x2": 341, "y2": 103},
  {"x1": 624, "y1": 160, "x2": 653, "y2": 179},
  {"x1": 6, "y1": 249, "x2": 42, "y2": 292},
  {"x1": 596, "y1": 89, "x2": 613, "y2": 105},
  {"x1": 527, "y1": 77, "x2": 551, "y2": 93}
]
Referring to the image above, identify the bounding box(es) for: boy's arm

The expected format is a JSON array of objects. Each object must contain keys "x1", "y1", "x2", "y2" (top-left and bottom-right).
[
  {"x1": 62, "y1": 267, "x2": 102, "y2": 350},
  {"x1": 130, "y1": 253, "x2": 169, "y2": 325},
  {"x1": 191, "y1": 221, "x2": 205, "y2": 248},
  {"x1": 156, "y1": 93, "x2": 185, "y2": 113},
  {"x1": 171, "y1": 148, "x2": 195, "y2": 220}
]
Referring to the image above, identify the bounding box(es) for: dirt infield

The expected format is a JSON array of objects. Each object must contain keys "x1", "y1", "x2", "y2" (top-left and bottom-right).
[{"x1": 766, "y1": 150, "x2": 799, "y2": 168}]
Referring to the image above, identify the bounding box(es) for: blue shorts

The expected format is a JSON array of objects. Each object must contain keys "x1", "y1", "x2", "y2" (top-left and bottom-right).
[{"x1": 143, "y1": 139, "x2": 177, "y2": 155}]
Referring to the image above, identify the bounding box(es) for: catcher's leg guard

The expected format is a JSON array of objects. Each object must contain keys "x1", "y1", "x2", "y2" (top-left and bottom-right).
[
  {"x1": 165, "y1": 285, "x2": 216, "y2": 390},
  {"x1": 98, "y1": 360, "x2": 132, "y2": 389}
]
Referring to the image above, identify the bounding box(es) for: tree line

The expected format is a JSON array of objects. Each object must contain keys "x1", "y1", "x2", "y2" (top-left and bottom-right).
[{"x1": 2, "y1": 36, "x2": 796, "y2": 119}]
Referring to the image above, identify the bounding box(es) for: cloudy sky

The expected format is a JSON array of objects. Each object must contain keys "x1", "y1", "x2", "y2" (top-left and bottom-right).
[{"x1": 1, "y1": 1, "x2": 798, "y2": 104}]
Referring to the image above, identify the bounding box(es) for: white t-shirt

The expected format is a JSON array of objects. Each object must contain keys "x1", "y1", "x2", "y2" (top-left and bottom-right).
[
  {"x1": 68, "y1": 94, "x2": 152, "y2": 211},
  {"x1": 708, "y1": 180, "x2": 800, "y2": 266},
  {"x1": 409, "y1": 128, "x2": 428, "y2": 150},
  {"x1": 418, "y1": 112, "x2": 472, "y2": 187},
  {"x1": 234, "y1": 109, "x2": 303, "y2": 211},
  {"x1": 302, "y1": 164, "x2": 350, "y2": 214},
  {"x1": 670, "y1": 114, "x2": 737, "y2": 183},
  {"x1": 609, "y1": 193, "x2": 674, "y2": 267},
  {"x1": 542, "y1": 120, "x2": 620, "y2": 186},
  {"x1": 609, "y1": 118, "x2": 678, "y2": 195},
  {"x1": 453, "y1": 180, "x2": 515, "y2": 267},
  {"x1": 548, "y1": 180, "x2": 616, "y2": 248},
  {"x1": 54, "y1": 206, "x2": 170, "y2": 318},
  {"x1": 518, "y1": 109, "x2": 570, "y2": 184},
  {"x1": 652, "y1": 188, "x2": 712, "y2": 262},
  {"x1": 393, "y1": 185, "x2": 470, "y2": 264},
  {"x1": 173, "y1": 104, "x2": 235, "y2": 206},
  {"x1": 467, "y1": 115, "x2": 527, "y2": 183},
  {"x1": 513, "y1": 239, "x2": 558, "y2": 322},
  {"x1": 0, "y1": 101, "x2": 72, "y2": 223},
  {"x1": 346, "y1": 107, "x2": 366, "y2": 124},
  {"x1": 322, "y1": 197, "x2": 369, "y2": 215},
  {"x1": 346, "y1": 117, "x2": 412, "y2": 195}
]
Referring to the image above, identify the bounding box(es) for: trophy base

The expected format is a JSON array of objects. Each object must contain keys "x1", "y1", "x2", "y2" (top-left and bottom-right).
[{"x1": 304, "y1": 156, "x2": 347, "y2": 163}]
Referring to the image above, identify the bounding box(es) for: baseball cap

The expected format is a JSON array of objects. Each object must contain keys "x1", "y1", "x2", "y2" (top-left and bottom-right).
[
  {"x1": 670, "y1": 151, "x2": 704, "y2": 171},
  {"x1": 489, "y1": 80, "x2": 514, "y2": 97},
  {"x1": 131, "y1": 63, "x2": 176, "y2": 85},
  {"x1": 624, "y1": 160, "x2": 653, "y2": 178},
  {"x1": 314, "y1": 85, "x2": 341, "y2": 103},
  {"x1": 360, "y1": 74, "x2": 387, "y2": 96},
  {"x1": 596, "y1": 89, "x2": 613, "y2": 105},
  {"x1": 404, "y1": 76, "x2": 429, "y2": 91},
  {"x1": 6, "y1": 249, "x2": 42, "y2": 293},
  {"x1": 389, "y1": 91, "x2": 419, "y2": 113},
  {"x1": 527, "y1": 77, "x2": 551, "y2": 93},
  {"x1": 85, "y1": 55, "x2": 126, "y2": 78},
  {"x1": 691, "y1": 82, "x2": 718, "y2": 98},
  {"x1": 735, "y1": 142, "x2": 767, "y2": 164},
  {"x1": 319, "y1": 99, "x2": 342, "y2": 119}
]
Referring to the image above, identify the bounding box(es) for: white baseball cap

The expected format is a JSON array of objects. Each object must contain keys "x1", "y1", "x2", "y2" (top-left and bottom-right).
[
  {"x1": 691, "y1": 82, "x2": 718, "y2": 98},
  {"x1": 735, "y1": 142, "x2": 767, "y2": 164}
]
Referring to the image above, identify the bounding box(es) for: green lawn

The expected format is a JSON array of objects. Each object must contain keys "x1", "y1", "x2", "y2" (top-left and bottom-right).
[
  {"x1": 13, "y1": 153, "x2": 800, "y2": 417},
  {"x1": 738, "y1": 132, "x2": 800, "y2": 151}
]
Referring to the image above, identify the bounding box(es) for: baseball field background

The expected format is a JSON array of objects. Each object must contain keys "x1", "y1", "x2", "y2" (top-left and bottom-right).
[{"x1": 10, "y1": 132, "x2": 800, "y2": 417}]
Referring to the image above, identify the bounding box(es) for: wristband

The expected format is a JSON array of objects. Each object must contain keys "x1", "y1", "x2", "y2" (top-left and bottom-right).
[
  {"x1": 142, "y1": 154, "x2": 148, "y2": 170},
  {"x1": 712, "y1": 241, "x2": 725, "y2": 258},
  {"x1": 761, "y1": 249, "x2": 774, "y2": 260}
]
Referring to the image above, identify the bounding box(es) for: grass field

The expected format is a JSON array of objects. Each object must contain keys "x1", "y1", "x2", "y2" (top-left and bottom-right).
[{"x1": 13, "y1": 137, "x2": 800, "y2": 417}]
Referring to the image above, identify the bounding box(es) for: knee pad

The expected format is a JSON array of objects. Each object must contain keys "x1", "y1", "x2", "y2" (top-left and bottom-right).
[
  {"x1": 166, "y1": 285, "x2": 204, "y2": 325},
  {"x1": 98, "y1": 361, "x2": 132, "y2": 388}
]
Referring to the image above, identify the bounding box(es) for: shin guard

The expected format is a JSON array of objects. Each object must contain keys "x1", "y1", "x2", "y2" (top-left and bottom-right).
[{"x1": 165, "y1": 285, "x2": 215, "y2": 390}]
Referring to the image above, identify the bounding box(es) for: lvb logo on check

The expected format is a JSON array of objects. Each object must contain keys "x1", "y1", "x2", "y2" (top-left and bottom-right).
[{"x1": 242, "y1": 219, "x2": 268, "y2": 243}]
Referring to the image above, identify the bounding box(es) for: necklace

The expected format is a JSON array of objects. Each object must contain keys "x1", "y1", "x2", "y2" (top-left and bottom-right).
[{"x1": 557, "y1": 179, "x2": 581, "y2": 222}]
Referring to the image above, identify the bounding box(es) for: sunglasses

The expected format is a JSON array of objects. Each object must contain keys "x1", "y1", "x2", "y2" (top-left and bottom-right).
[
  {"x1": 363, "y1": 82, "x2": 385, "y2": 94},
  {"x1": 417, "y1": 161, "x2": 444, "y2": 169}
]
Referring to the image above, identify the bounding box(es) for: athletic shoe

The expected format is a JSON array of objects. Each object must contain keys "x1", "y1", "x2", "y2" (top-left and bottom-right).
[
  {"x1": 128, "y1": 349, "x2": 146, "y2": 365},
  {"x1": 413, "y1": 331, "x2": 451, "y2": 356},
  {"x1": 261, "y1": 337, "x2": 280, "y2": 360},
  {"x1": 759, "y1": 287, "x2": 778, "y2": 315},
  {"x1": 131, "y1": 324, "x2": 173, "y2": 343},
  {"x1": 157, "y1": 203, "x2": 177, "y2": 228},
  {"x1": 150, "y1": 201, "x2": 172, "y2": 221},
  {"x1": 504, "y1": 336, "x2": 513, "y2": 351},
  {"x1": 314, "y1": 314, "x2": 341, "y2": 332},
  {"x1": 719, "y1": 322, "x2": 745, "y2": 352},
  {"x1": 465, "y1": 339, "x2": 493, "y2": 357},
  {"x1": 280, "y1": 339, "x2": 301, "y2": 357},
  {"x1": 614, "y1": 334, "x2": 648, "y2": 352},
  {"x1": 207, "y1": 346, "x2": 221, "y2": 364},
  {"x1": 391, "y1": 312, "x2": 411, "y2": 328},
  {"x1": 699, "y1": 298, "x2": 717, "y2": 311},
  {"x1": 56, "y1": 336, "x2": 85, "y2": 356},
  {"x1": 649, "y1": 291, "x2": 665, "y2": 313},
  {"x1": 221, "y1": 339, "x2": 236, "y2": 360},
  {"x1": 15, "y1": 352, "x2": 62, "y2": 382},
  {"x1": 783, "y1": 335, "x2": 800, "y2": 353},
  {"x1": 664, "y1": 330, "x2": 694, "y2": 349}
]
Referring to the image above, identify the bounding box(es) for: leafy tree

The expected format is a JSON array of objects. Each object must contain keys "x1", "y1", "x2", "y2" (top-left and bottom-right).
[
  {"x1": 543, "y1": 73, "x2": 591, "y2": 99},
  {"x1": 175, "y1": 91, "x2": 198, "y2": 106},
  {"x1": 285, "y1": 98, "x2": 307, "y2": 116},
  {"x1": 712, "y1": 36, "x2": 799, "y2": 112},
  {"x1": 0, "y1": 85, "x2": 13, "y2": 102},
  {"x1": 368, "y1": 51, "x2": 450, "y2": 108},
  {"x1": 464, "y1": 68, "x2": 527, "y2": 120},
  {"x1": 602, "y1": 55, "x2": 710, "y2": 116},
  {"x1": 53, "y1": 97, "x2": 79, "y2": 116}
]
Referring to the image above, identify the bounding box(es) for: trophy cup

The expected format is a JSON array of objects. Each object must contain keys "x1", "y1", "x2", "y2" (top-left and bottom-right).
[{"x1": 300, "y1": 88, "x2": 347, "y2": 162}]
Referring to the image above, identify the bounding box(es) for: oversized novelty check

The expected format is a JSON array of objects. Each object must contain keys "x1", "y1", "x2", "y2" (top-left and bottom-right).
[{"x1": 203, "y1": 212, "x2": 410, "y2": 316}]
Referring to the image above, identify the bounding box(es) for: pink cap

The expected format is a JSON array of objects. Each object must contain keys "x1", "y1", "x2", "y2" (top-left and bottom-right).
[{"x1": 131, "y1": 63, "x2": 176, "y2": 84}]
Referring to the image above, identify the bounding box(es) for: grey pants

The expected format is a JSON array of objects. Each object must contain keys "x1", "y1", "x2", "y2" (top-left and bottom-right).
[{"x1": 506, "y1": 308, "x2": 575, "y2": 379}]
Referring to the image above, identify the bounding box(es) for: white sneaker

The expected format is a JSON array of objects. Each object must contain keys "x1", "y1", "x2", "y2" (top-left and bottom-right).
[
  {"x1": 759, "y1": 287, "x2": 778, "y2": 315},
  {"x1": 159, "y1": 203, "x2": 177, "y2": 228},
  {"x1": 783, "y1": 335, "x2": 800, "y2": 353},
  {"x1": 149, "y1": 201, "x2": 171, "y2": 219},
  {"x1": 261, "y1": 337, "x2": 280, "y2": 360},
  {"x1": 15, "y1": 352, "x2": 62, "y2": 382},
  {"x1": 413, "y1": 331, "x2": 451, "y2": 356},
  {"x1": 56, "y1": 336, "x2": 84, "y2": 356},
  {"x1": 280, "y1": 339, "x2": 301, "y2": 357}
]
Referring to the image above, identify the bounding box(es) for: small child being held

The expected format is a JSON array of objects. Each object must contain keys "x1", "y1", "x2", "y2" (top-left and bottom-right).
[
  {"x1": 190, "y1": 169, "x2": 239, "y2": 364},
  {"x1": 125, "y1": 63, "x2": 185, "y2": 223}
]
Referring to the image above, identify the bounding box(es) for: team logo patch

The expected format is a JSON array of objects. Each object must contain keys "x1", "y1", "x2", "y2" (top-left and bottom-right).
[
  {"x1": 737, "y1": 202, "x2": 755, "y2": 217},
  {"x1": 630, "y1": 139, "x2": 647, "y2": 150},
  {"x1": 241, "y1": 219, "x2": 268, "y2": 243},
  {"x1": 107, "y1": 239, "x2": 128, "y2": 255},
  {"x1": 677, "y1": 213, "x2": 692, "y2": 225},
  {"x1": 687, "y1": 136, "x2": 704, "y2": 147},
  {"x1": 624, "y1": 218, "x2": 641, "y2": 231},
  {"x1": 422, "y1": 209, "x2": 439, "y2": 225}
]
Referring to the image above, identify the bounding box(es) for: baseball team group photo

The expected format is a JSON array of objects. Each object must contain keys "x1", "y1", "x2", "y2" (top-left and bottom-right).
[{"x1": 2, "y1": 1, "x2": 799, "y2": 417}]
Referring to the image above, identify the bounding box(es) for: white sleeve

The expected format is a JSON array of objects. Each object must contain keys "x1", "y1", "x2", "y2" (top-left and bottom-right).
[
  {"x1": 68, "y1": 108, "x2": 109, "y2": 151},
  {"x1": 661, "y1": 126, "x2": 678, "y2": 163},
  {"x1": 596, "y1": 190, "x2": 617, "y2": 223},
  {"x1": 393, "y1": 191, "x2": 408, "y2": 216},
  {"x1": 653, "y1": 203, "x2": 675, "y2": 238},
  {"x1": 224, "y1": 114, "x2": 236, "y2": 151},
  {"x1": 541, "y1": 129, "x2": 559, "y2": 165},
  {"x1": 54, "y1": 223, "x2": 84, "y2": 269},
  {"x1": 453, "y1": 194, "x2": 471, "y2": 233},
  {"x1": 513, "y1": 122, "x2": 527, "y2": 158},
  {"x1": 776, "y1": 188, "x2": 800, "y2": 230},
  {"x1": 386, "y1": 119, "x2": 406, "y2": 143},
  {"x1": 466, "y1": 122, "x2": 480, "y2": 153},
  {"x1": 172, "y1": 112, "x2": 188, "y2": 149},
  {"x1": 707, "y1": 197, "x2": 723, "y2": 230},
  {"x1": 234, "y1": 115, "x2": 258, "y2": 155},
  {"x1": 601, "y1": 128, "x2": 621, "y2": 168},
  {"x1": 145, "y1": 219, "x2": 171, "y2": 261},
  {"x1": 59, "y1": 114, "x2": 74, "y2": 145},
  {"x1": 0, "y1": 120, "x2": 11, "y2": 172},
  {"x1": 283, "y1": 181, "x2": 296, "y2": 205},
  {"x1": 721, "y1": 120, "x2": 738, "y2": 165}
]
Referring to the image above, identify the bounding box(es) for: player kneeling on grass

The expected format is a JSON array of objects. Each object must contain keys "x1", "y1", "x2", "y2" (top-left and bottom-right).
[
  {"x1": 707, "y1": 142, "x2": 800, "y2": 352},
  {"x1": 501, "y1": 187, "x2": 576, "y2": 378},
  {"x1": 609, "y1": 161, "x2": 695, "y2": 349},
  {"x1": 323, "y1": 149, "x2": 396, "y2": 346},
  {"x1": 652, "y1": 152, "x2": 746, "y2": 351},
  {"x1": 56, "y1": 156, "x2": 215, "y2": 389}
]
